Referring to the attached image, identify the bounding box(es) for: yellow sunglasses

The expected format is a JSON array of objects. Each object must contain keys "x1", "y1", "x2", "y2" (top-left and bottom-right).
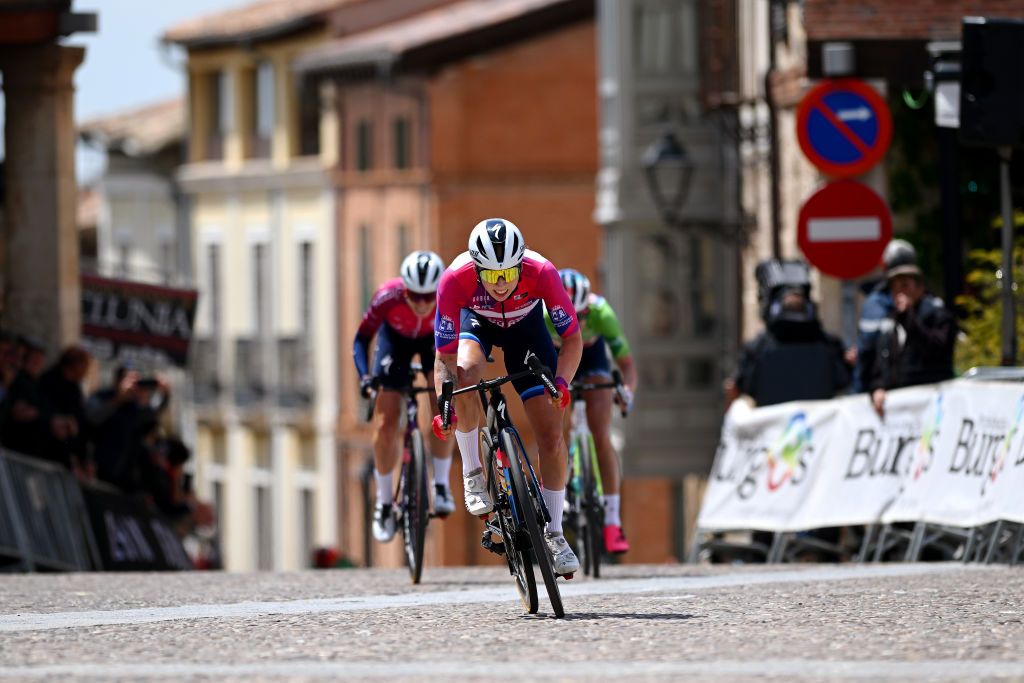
[{"x1": 477, "y1": 266, "x2": 521, "y2": 284}]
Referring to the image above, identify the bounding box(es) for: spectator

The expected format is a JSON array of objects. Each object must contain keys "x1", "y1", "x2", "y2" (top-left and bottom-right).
[
  {"x1": 0, "y1": 331, "x2": 18, "y2": 404},
  {"x1": 725, "y1": 260, "x2": 851, "y2": 407},
  {"x1": 869, "y1": 260, "x2": 956, "y2": 418},
  {"x1": 86, "y1": 366, "x2": 169, "y2": 492},
  {"x1": 0, "y1": 336, "x2": 48, "y2": 457},
  {"x1": 854, "y1": 239, "x2": 918, "y2": 393},
  {"x1": 37, "y1": 345, "x2": 93, "y2": 477}
]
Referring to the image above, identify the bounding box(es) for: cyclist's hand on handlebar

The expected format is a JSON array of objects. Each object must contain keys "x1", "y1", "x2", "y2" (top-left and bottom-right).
[
  {"x1": 359, "y1": 375, "x2": 376, "y2": 399},
  {"x1": 432, "y1": 413, "x2": 457, "y2": 440},
  {"x1": 618, "y1": 386, "x2": 635, "y2": 415},
  {"x1": 549, "y1": 376, "x2": 570, "y2": 409}
]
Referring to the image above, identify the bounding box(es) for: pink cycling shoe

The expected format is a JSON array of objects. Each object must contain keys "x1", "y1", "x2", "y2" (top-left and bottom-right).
[{"x1": 604, "y1": 524, "x2": 631, "y2": 554}]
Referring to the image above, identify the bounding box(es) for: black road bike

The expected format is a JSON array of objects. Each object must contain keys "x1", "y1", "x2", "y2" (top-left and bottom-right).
[
  {"x1": 365, "y1": 364, "x2": 439, "y2": 584},
  {"x1": 563, "y1": 370, "x2": 629, "y2": 579},
  {"x1": 439, "y1": 353, "x2": 566, "y2": 618}
]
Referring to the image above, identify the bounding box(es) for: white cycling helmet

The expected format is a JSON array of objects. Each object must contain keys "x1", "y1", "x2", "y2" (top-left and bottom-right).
[
  {"x1": 467, "y1": 218, "x2": 526, "y2": 270},
  {"x1": 400, "y1": 250, "x2": 445, "y2": 294},
  {"x1": 559, "y1": 268, "x2": 590, "y2": 313}
]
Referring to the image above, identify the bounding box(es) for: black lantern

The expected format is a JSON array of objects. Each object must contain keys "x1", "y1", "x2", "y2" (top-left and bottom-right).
[{"x1": 642, "y1": 129, "x2": 694, "y2": 225}]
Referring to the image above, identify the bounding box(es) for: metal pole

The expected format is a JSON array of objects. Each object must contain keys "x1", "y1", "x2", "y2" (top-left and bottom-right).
[
  {"x1": 999, "y1": 147, "x2": 1017, "y2": 366},
  {"x1": 938, "y1": 127, "x2": 964, "y2": 307}
]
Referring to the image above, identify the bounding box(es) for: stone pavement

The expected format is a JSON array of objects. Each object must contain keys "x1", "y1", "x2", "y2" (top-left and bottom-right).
[{"x1": 1, "y1": 563, "x2": 1023, "y2": 682}]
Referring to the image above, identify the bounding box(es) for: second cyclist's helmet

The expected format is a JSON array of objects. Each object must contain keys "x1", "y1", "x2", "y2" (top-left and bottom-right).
[
  {"x1": 400, "y1": 251, "x2": 445, "y2": 293},
  {"x1": 559, "y1": 268, "x2": 591, "y2": 313},
  {"x1": 468, "y1": 218, "x2": 526, "y2": 270}
]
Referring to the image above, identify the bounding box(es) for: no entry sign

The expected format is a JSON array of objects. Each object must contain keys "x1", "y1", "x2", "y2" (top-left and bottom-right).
[
  {"x1": 796, "y1": 79, "x2": 892, "y2": 178},
  {"x1": 797, "y1": 180, "x2": 893, "y2": 280}
]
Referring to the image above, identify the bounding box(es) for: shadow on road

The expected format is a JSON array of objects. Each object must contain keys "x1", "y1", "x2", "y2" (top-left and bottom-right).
[{"x1": 521, "y1": 611, "x2": 699, "y2": 622}]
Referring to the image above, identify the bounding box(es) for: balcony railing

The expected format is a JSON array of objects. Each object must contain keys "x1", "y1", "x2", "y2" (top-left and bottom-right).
[
  {"x1": 278, "y1": 337, "x2": 314, "y2": 408},
  {"x1": 235, "y1": 337, "x2": 267, "y2": 406},
  {"x1": 190, "y1": 337, "x2": 220, "y2": 403}
]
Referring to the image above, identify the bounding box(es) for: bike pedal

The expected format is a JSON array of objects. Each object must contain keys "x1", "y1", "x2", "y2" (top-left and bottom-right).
[
  {"x1": 480, "y1": 529, "x2": 505, "y2": 556},
  {"x1": 560, "y1": 572, "x2": 575, "y2": 581}
]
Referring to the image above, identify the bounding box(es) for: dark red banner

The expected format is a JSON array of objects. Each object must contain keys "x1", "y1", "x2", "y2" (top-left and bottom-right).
[{"x1": 81, "y1": 275, "x2": 199, "y2": 368}]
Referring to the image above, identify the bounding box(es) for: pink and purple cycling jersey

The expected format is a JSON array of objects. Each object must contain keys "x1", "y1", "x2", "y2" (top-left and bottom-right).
[
  {"x1": 434, "y1": 250, "x2": 579, "y2": 354},
  {"x1": 356, "y1": 278, "x2": 435, "y2": 341}
]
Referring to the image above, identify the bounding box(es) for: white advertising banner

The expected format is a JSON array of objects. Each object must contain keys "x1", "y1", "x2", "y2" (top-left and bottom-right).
[{"x1": 698, "y1": 380, "x2": 1024, "y2": 533}]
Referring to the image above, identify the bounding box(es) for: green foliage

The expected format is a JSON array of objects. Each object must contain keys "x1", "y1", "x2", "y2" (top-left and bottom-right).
[{"x1": 954, "y1": 242, "x2": 1024, "y2": 372}]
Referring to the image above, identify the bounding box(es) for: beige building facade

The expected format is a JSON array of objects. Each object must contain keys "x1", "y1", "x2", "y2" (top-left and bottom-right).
[{"x1": 166, "y1": 10, "x2": 340, "y2": 571}]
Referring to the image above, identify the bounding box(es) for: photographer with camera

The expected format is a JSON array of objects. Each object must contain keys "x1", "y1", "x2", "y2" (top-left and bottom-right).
[
  {"x1": 725, "y1": 259, "x2": 852, "y2": 407},
  {"x1": 85, "y1": 364, "x2": 170, "y2": 493}
]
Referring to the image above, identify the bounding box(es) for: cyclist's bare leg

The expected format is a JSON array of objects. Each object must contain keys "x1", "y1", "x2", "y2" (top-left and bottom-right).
[
  {"x1": 523, "y1": 396, "x2": 570, "y2": 494},
  {"x1": 373, "y1": 390, "x2": 403, "y2": 479},
  {"x1": 582, "y1": 378, "x2": 620, "y2": 496}
]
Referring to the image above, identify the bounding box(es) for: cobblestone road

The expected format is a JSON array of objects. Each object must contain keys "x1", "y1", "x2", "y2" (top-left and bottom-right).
[{"x1": 2, "y1": 563, "x2": 1024, "y2": 682}]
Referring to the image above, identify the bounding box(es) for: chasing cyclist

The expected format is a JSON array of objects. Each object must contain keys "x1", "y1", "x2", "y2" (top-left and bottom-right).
[
  {"x1": 354, "y1": 251, "x2": 454, "y2": 543},
  {"x1": 548, "y1": 269, "x2": 637, "y2": 554},
  {"x1": 431, "y1": 218, "x2": 583, "y2": 576}
]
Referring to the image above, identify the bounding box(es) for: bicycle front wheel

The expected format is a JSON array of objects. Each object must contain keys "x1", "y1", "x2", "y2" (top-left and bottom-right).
[
  {"x1": 503, "y1": 428, "x2": 564, "y2": 618},
  {"x1": 580, "y1": 434, "x2": 603, "y2": 579},
  {"x1": 402, "y1": 429, "x2": 429, "y2": 584},
  {"x1": 485, "y1": 433, "x2": 537, "y2": 613}
]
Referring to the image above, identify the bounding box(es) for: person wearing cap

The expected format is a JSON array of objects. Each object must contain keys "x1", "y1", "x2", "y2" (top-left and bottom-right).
[
  {"x1": 854, "y1": 239, "x2": 917, "y2": 393},
  {"x1": 868, "y1": 259, "x2": 956, "y2": 418}
]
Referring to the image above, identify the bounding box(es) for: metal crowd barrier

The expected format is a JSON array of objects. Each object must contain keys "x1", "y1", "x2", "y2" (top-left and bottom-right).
[{"x1": 0, "y1": 448, "x2": 101, "y2": 571}]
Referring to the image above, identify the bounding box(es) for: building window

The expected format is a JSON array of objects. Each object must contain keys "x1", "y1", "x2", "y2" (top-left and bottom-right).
[
  {"x1": 356, "y1": 119, "x2": 373, "y2": 171},
  {"x1": 360, "y1": 224, "x2": 372, "y2": 309},
  {"x1": 634, "y1": 1, "x2": 699, "y2": 77},
  {"x1": 299, "y1": 242, "x2": 314, "y2": 334},
  {"x1": 397, "y1": 223, "x2": 409, "y2": 267},
  {"x1": 299, "y1": 80, "x2": 321, "y2": 157},
  {"x1": 300, "y1": 489, "x2": 315, "y2": 569},
  {"x1": 253, "y1": 242, "x2": 268, "y2": 334},
  {"x1": 160, "y1": 240, "x2": 174, "y2": 284},
  {"x1": 255, "y1": 484, "x2": 273, "y2": 570},
  {"x1": 207, "y1": 243, "x2": 222, "y2": 334},
  {"x1": 207, "y1": 70, "x2": 232, "y2": 159},
  {"x1": 252, "y1": 61, "x2": 274, "y2": 158},
  {"x1": 393, "y1": 116, "x2": 410, "y2": 170}
]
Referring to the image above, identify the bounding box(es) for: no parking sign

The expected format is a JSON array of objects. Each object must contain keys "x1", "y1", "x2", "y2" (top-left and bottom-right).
[{"x1": 796, "y1": 79, "x2": 892, "y2": 178}]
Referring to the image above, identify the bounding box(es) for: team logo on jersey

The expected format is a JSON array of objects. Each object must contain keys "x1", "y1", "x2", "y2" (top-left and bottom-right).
[
  {"x1": 437, "y1": 316, "x2": 456, "y2": 340},
  {"x1": 513, "y1": 292, "x2": 529, "y2": 300},
  {"x1": 549, "y1": 306, "x2": 570, "y2": 325}
]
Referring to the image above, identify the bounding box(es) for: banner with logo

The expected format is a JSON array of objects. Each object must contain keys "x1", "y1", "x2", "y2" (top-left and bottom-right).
[
  {"x1": 882, "y1": 383, "x2": 1024, "y2": 527},
  {"x1": 81, "y1": 275, "x2": 199, "y2": 368},
  {"x1": 698, "y1": 379, "x2": 1024, "y2": 533}
]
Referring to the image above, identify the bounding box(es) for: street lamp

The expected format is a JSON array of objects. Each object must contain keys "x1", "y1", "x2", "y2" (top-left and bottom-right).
[
  {"x1": 642, "y1": 128, "x2": 748, "y2": 244},
  {"x1": 642, "y1": 129, "x2": 694, "y2": 225}
]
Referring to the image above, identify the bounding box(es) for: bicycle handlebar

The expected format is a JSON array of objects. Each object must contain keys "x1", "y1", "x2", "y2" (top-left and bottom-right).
[
  {"x1": 439, "y1": 352, "x2": 558, "y2": 430},
  {"x1": 571, "y1": 369, "x2": 630, "y2": 418}
]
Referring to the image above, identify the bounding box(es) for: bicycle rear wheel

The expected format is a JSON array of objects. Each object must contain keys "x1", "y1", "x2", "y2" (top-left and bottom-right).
[
  {"x1": 401, "y1": 430, "x2": 429, "y2": 584},
  {"x1": 503, "y1": 428, "x2": 565, "y2": 618},
  {"x1": 485, "y1": 434, "x2": 538, "y2": 613}
]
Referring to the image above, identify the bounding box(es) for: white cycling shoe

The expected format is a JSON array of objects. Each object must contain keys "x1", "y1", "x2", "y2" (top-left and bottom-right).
[
  {"x1": 463, "y1": 468, "x2": 494, "y2": 516},
  {"x1": 544, "y1": 532, "x2": 580, "y2": 576},
  {"x1": 434, "y1": 484, "x2": 456, "y2": 517}
]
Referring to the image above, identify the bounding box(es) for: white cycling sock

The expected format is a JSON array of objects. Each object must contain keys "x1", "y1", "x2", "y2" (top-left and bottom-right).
[
  {"x1": 603, "y1": 494, "x2": 621, "y2": 527},
  {"x1": 542, "y1": 487, "x2": 566, "y2": 534},
  {"x1": 433, "y1": 456, "x2": 452, "y2": 486},
  {"x1": 374, "y1": 469, "x2": 393, "y2": 506},
  {"x1": 455, "y1": 428, "x2": 482, "y2": 475}
]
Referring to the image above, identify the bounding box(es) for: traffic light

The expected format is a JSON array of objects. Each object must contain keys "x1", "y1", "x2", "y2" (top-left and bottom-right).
[{"x1": 959, "y1": 17, "x2": 1024, "y2": 148}]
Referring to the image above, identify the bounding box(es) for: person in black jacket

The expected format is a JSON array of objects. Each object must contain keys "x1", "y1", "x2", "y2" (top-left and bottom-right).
[
  {"x1": 37, "y1": 345, "x2": 93, "y2": 476},
  {"x1": 869, "y1": 262, "x2": 956, "y2": 418},
  {"x1": 726, "y1": 260, "x2": 852, "y2": 407}
]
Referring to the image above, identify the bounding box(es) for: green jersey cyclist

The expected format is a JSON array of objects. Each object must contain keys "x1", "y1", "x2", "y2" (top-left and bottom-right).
[{"x1": 546, "y1": 268, "x2": 637, "y2": 554}]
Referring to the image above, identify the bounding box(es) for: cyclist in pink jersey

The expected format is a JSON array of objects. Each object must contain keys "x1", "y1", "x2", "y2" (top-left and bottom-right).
[
  {"x1": 431, "y1": 218, "x2": 583, "y2": 576},
  {"x1": 354, "y1": 251, "x2": 454, "y2": 543}
]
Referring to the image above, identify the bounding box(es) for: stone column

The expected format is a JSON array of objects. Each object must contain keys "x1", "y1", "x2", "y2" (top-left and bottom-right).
[{"x1": 0, "y1": 45, "x2": 85, "y2": 354}]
